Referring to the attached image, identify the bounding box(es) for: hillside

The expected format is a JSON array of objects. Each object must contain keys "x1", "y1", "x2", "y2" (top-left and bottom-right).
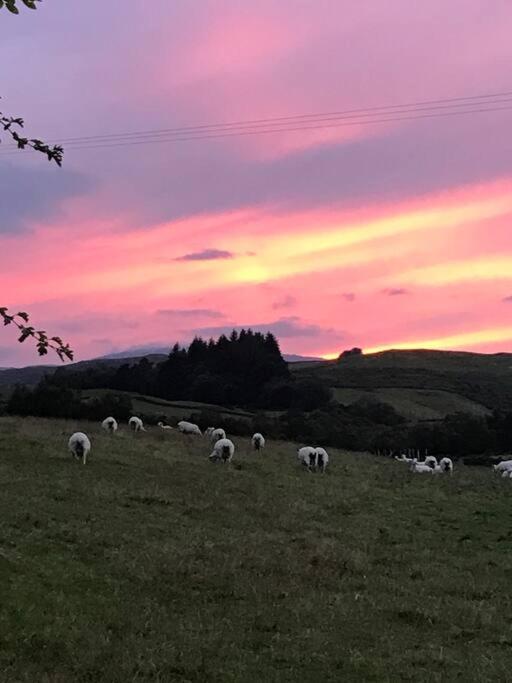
[
  {"x1": 1, "y1": 416, "x2": 512, "y2": 680},
  {"x1": 293, "y1": 349, "x2": 512, "y2": 419}
]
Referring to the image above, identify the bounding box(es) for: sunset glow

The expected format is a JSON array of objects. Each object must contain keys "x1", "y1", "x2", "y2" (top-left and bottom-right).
[{"x1": 2, "y1": 1, "x2": 512, "y2": 366}]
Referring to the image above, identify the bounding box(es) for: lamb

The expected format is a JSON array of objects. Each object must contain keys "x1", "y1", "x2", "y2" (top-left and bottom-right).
[
  {"x1": 493, "y1": 459, "x2": 512, "y2": 473},
  {"x1": 210, "y1": 428, "x2": 226, "y2": 444},
  {"x1": 251, "y1": 433, "x2": 265, "y2": 451},
  {"x1": 101, "y1": 417, "x2": 118, "y2": 433},
  {"x1": 209, "y1": 437, "x2": 235, "y2": 463},
  {"x1": 157, "y1": 421, "x2": 174, "y2": 431},
  {"x1": 439, "y1": 457, "x2": 453, "y2": 474},
  {"x1": 68, "y1": 432, "x2": 91, "y2": 465},
  {"x1": 177, "y1": 420, "x2": 202, "y2": 436},
  {"x1": 297, "y1": 446, "x2": 317, "y2": 472},
  {"x1": 395, "y1": 453, "x2": 415, "y2": 463},
  {"x1": 314, "y1": 447, "x2": 329, "y2": 473},
  {"x1": 128, "y1": 416, "x2": 146, "y2": 432}
]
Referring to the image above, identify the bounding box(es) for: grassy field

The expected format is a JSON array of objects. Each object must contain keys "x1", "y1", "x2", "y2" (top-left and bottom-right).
[{"x1": 1, "y1": 417, "x2": 512, "y2": 681}]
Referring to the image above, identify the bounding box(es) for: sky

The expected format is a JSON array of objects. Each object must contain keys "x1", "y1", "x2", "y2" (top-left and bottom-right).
[{"x1": 2, "y1": 0, "x2": 512, "y2": 366}]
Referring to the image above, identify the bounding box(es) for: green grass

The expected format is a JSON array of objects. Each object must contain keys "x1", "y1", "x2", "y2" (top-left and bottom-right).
[
  {"x1": 1, "y1": 416, "x2": 512, "y2": 681},
  {"x1": 331, "y1": 387, "x2": 491, "y2": 421}
]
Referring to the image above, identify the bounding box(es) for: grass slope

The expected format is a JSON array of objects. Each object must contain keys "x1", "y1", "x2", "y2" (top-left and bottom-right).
[
  {"x1": 1, "y1": 417, "x2": 512, "y2": 681},
  {"x1": 295, "y1": 349, "x2": 512, "y2": 418}
]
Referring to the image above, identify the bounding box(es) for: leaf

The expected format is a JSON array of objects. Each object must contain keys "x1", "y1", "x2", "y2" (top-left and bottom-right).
[{"x1": 16, "y1": 311, "x2": 29, "y2": 322}]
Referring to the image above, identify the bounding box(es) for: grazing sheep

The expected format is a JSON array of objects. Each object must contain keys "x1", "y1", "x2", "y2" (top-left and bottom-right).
[
  {"x1": 424, "y1": 456, "x2": 438, "y2": 469},
  {"x1": 204, "y1": 427, "x2": 215, "y2": 439},
  {"x1": 501, "y1": 469, "x2": 512, "y2": 478},
  {"x1": 297, "y1": 446, "x2": 317, "y2": 471},
  {"x1": 410, "y1": 460, "x2": 434, "y2": 474},
  {"x1": 314, "y1": 447, "x2": 329, "y2": 473},
  {"x1": 251, "y1": 433, "x2": 265, "y2": 451},
  {"x1": 210, "y1": 428, "x2": 226, "y2": 444},
  {"x1": 395, "y1": 453, "x2": 415, "y2": 463},
  {"x1": 209, "y1": 437, "x2": 235, "y2": 463},
  {"x1": 439, "y1": 457, "x2": 454, "y2": 474},
  {"x1": 493, "y1": 459, "x2": 512, "y2": 473},
  {"x1": 128, "y1": 416, "x2": 146, "y2": 432},
  {"x1": 101, "y1": 417, "x2": 118, "y2": 434},
  {"x1": 177, "y1": 420, "x2": 202, "y2": 436},
  {"x1": 68, "y1": 432, "x2": 91, "y2": 465},
  {"x1": 157, "y1": 421, "x2": 173, "y2": 431}
]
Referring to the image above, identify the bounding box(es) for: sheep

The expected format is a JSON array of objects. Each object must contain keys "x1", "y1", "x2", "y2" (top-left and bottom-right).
[
  {"x1": 128, "y1": 416, "x2": 146, "y2": 432},
  {"x1": 210, "y1": 428, "x2": 226, "y2": 444},
  {"x1": 251, "y1": 433, "x2": 265, "y2": 451},
  {"x1": 101, "y1": 417, "x2": 118, "y2": 434},
  {"x1": 177, "y1": 420, "x2": 202, "y2": 436},
  {"x1": 68, "y1": 432, "x2": 91, "y2": 465},
  {"x1": 157, "y1": 421, "x2": 174, "y2": 431},
  {"x1": 204, "y1": 427, "x2": 215, "y2": 439},
  {"x1": 209, "y1": 437, "x2": 235, "y2": 463},
  {"x1": 297, "y1": 446, "x2": 317, "y2": 472},
  {"x1": 424, "y1": 456, "x2": 438, "y2": 469},
  {"x1": 493, "y1": 459, "x2": 512, "y2": 473},
  {"x1": 314, "y1": 447, "x2": 329, "y2": 473},
  {"x1": 439, "y1": 457, "x2": 453, "y2": 474},
  {"x1": 395, "y1": 453, "x2": 415, "y2": 463},
  {"x1": 501, "y1": 469, "x2": 512, "y2": 478},
  {"x1": 409, "y1": 460, "x2": 434, "y2": 474}
]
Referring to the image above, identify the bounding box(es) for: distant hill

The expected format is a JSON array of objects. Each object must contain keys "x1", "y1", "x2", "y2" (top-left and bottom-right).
[{"x1": 292, "y1": 348, "x2": 512, "y2": 420}]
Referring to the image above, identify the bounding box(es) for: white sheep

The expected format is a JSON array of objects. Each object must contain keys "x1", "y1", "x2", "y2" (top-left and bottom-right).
[
  {"x1": 204, "y1": 427, "x2": 215, "y2": 439},
  {"x1": 424, "y1": 456, "x2": 438, "y2": 469},
  {"x1": 314, "y1": 447, "x2": 329, "y2": 473},
  {"x1": 410, "y1": 460, "x2": 434, "y2": 474},
  {"x1": 252, "y1": 433, "x2": 265, "y2": 451},
  {"x1": 128, "y1": 416, "x2": 146, "y2": 432},
  {"x1": 501, "y1": 469, "x2": 512, "y2": 478},
  {"x1": 493, "y1": 459, "x2": 512, "y2": 473},
  {"x1": 157, "y1": 421, "x2": 174, "y2": 431},
  {"x1": 177, "y1": 420, "x2": 202, "y2": 436},
  {"x1": 210, "y1": 428, "x2": 226, "y2": 444},
  {"x1": 395, "y1": 454, "x2": 415, "y2": 463},
  {"x1": 209, "y1": 437, "x2": 235, "y2": 463},
  {"x1": 101, "y1": 417, "x2": 118, "y2": 434},
  {"x1": 68, "y1": 432, "x2": 91, "y2": 465},
  {"x1": 297, "y1": 446, "x2": 317, "y2": 471},
  {"x1": 439, "y1": 457, "x2": 453, "y2": 474}
]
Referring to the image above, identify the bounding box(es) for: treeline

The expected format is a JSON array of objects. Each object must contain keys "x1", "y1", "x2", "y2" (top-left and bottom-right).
[
  {"x1": 7, "y1": 381, "x2": 133, "y2": 422},
  {"x1": 50, "y1": 330, "x2": 332, "y2": 411}
]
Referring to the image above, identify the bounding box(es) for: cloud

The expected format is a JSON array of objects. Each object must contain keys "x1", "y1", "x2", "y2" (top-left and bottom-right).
[
  {"x1": 272, "y1": 295, "x2": 297, "y2": 310},
  {"x1": 193, "y1": 316, "x2": 343, "y2": 341},
  {"x1": 503, "y1": 296, "x2": 512, "y2": 303},
  {"x1": 342, "y1": 292, "x2": 356, "y2": 302},
  {"x1": 0, "y1": 162, "x2": 93, "y2": 234},
  {"x1": 174, "y1": 249, "x2": 234, "y2": 262},
  {"x1": 156, "y1": 308, "x2": 225, "y2": 319},
  {"x1": 383, "y1": 288, "x2": 409, "y2": 296}
]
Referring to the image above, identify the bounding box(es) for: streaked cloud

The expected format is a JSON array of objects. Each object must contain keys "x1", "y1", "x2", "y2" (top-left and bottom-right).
[{"x1": 174, "y1": 249, "x2": 234, "y2": 262}]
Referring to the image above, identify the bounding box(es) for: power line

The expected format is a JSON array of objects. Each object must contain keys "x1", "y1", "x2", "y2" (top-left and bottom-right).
[{"x1": 1, "y1": 90, "x2": 511, "y2": 156}]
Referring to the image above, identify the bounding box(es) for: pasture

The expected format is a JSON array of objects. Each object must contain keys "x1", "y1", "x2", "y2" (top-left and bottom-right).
[{"x1": 1, "y1": 416, "x2": 512, "y2": 681}]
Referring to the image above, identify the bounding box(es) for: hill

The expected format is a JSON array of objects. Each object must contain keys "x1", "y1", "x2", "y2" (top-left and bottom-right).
[
  {"x1": 293, "y1": 349, "x2": 512, "y2": 419},
  {"x1": 0, "y1": 416, "x2": 511, "y2": 680}
]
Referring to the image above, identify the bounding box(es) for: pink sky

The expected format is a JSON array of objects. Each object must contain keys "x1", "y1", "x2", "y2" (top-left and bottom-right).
[{"x1": 2, "y1": 1, "x2": 512, "y2": 366}]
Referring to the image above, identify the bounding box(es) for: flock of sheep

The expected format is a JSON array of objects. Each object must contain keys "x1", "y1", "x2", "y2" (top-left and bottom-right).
[
  {"x1": 67, "y1": 415, "x2": 328, "y2": 472},
  {"x1": 394, "y1": 452, "x2": 454, "y2": 475},
  {"x1": 65, "y1": 417, "x2": 512, "y2": 478}
]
